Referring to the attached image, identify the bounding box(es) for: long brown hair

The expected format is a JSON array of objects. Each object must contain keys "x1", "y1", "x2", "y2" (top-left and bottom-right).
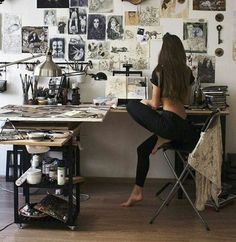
[{"x1": 155, "y1": 33, "x2": 192, "y2": 103}]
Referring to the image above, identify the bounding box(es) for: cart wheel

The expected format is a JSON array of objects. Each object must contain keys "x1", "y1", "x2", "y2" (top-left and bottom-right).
[{"x1": 17, "y1": 223, "x2": 23, "y2": 229}]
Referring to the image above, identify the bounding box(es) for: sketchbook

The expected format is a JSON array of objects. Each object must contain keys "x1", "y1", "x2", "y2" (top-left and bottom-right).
[{"x1": 105, "y1": 76, "x2": 148, "y2": 100}]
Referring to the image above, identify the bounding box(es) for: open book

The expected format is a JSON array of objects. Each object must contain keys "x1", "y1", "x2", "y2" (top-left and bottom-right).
[{"x1": 105, "y1": 76, "x2": 148, "y2": 100}]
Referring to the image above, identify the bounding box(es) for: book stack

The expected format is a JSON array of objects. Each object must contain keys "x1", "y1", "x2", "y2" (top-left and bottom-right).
[{"x1": 202, "y1": 85, "x2": 229, "y2": 110}]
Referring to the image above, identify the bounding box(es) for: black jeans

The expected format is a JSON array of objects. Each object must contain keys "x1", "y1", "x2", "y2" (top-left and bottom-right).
[{"x1": 127, "y1": 100, "x2": 198, "y2": 187}]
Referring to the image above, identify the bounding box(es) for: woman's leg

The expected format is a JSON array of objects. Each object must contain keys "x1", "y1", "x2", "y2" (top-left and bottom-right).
[{"x1": 121, "y1": 135, "x2": 157, "y2": 207}]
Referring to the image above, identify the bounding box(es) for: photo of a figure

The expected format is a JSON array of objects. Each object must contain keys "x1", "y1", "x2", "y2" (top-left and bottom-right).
[
  {"x1": 107, "y1": 15, "x2": 123, "y2": 40},
  {"x1": 50, "y1": 37, "x2": 65, "y2": 59},
  {"x1": 68, "y1": 8, "x2": 79, "y2": 34},
  {"x1": 22, "y1": 26, "x2": 48, "y2": 53},
  {"x1": 37, "y1": 0, "x2": 69, "y2": 8},
  {"x1": 44, "y1": 10, "x2": 57, "y2": 26},
  {"x1": 69, "y1": 37, "x2": 86, "y2": 61},
  {"x1": 87, "y1": 14, "x2": 106, "y2": 40},
  {"x1": 193, "y1": 0, "x2": 226, "y2": 11}
]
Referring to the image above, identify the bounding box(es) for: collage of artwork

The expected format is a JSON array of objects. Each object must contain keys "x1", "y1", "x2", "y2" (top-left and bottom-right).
[{"x1": 0, "y1": 0, "x2": 228, "y2": 85}]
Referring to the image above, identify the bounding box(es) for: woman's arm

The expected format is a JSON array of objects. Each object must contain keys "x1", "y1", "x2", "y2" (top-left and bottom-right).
[{"x1": 141, "y1": 84, "x2": 162, "y2": 110}]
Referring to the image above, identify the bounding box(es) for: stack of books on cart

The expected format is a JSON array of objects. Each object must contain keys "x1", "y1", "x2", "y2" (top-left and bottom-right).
[{"x1": 202, "y1": 85, "x2": 229, "y2": 110}]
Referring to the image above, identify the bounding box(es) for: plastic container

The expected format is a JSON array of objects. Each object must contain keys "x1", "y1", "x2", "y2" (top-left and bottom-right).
[{"x1": 57, "y1": 160, "x2": 66, "y2": 185}]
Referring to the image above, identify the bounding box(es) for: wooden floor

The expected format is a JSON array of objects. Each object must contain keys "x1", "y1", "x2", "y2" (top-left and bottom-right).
[{"x1": 1, "y1": 177, "x2": 236, "y2": 242}]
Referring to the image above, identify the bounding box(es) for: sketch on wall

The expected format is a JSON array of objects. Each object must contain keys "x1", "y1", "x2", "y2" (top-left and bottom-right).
[
  {"x1": 37, "y1": 0, "x2": 69, "y2": 8},
  {"x1": 107, "y1": 15, "x2": 124, "y2": 40},
  {"x1": 68, "y1": 8, "x2": 79, "y2": 34},
  {"x1": 125, "y1": 11, "x2": 139, "y2": 26},
  {"x1": 124, "y1": 26, "x2": 137, "y2": 40},
  {"x1": 22, "y1": 26, "x2": 48, "y2": 53},
  {"x1": 78, "y1": 8, "x2": 87, "y2": 35},
  {"x1": 57, "y1": 18, "x2": 67, "y2": 34},
  {"x1": 160, "y1": 0, "x2": 189, "y2": 18},
  {"x1": 50, "y1": 37, "x2": 65, "y2": 59},
  {"x1": 197, "y1": 55, "x2": 215, "y2": 83},
  {"x1": 193, "y1": 0, "x2": 226, "y2": 11},
  {"x1": 88, "y1": 0, "x2": 113, "y2": 13},
  {"x1": 44, "y1": 10, "x2": 57, "y2": 26},
  {"x1": 139, "y1": 5, "x2": 160, "y2": 26},
  {"x1": 183, "y1": 21, "x2": 207, "y2": 53},
  {"x1": 2, "y1": 14, "x2": 21, "y2": 53},
  {"x1": 87, "y1": 41, "x2": 110, "y2": 59},
  {"x1": 68, "y1": 37, "x2": 86, "y2": 61},
  {"x1": 87, "y1": 14, "x2": 106, "y2": 40}
]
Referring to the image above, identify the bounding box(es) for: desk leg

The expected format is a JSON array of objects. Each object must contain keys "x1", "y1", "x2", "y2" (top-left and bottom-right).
[{"x1": 13, "y1": 145, "x2": 19, "y2": 223}]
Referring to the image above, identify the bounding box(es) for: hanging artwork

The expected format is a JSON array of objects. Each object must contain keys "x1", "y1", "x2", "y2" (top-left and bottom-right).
[
  {"x1": 50, "y1": 37, "x2": 65, "y2": 59},
  {"x1": 87, "y1": 41, "x2": 110, "y2": 59},
  {"x1": 125, "y1": 11, "x2": 139, "y2": 26},
  {"x1": 68, "y1": 37, "x2": 86, "y2": 61},
  {"x1": 197, "y1": 55, "x2": 215, "y2": 83},
  {"x1": 183, "y1": 21, "x2": 208, "y2": 53},
  {"x1": 193, "y1": 0, "x2": 226, "y2": 11},
  {"x1": 22, "y1": 26, "x2": 48, "y2": 53},
  {"x1": 160, "y1": 0, "x2": 189, "y2": 18},
  {"x1": 138, "y1": 5, "x2": 160, "y2": 26},
  {"x1": 107, "y1": 15, "x2": 124, "y2": 40},
  {"x1": 2, "y1": 13, "x2": 22, "y2": 53},
  {"x1": 87, "y1": 14, "x2": 106, "y2": 40},
  {"x1": 37, "y1": 0, "x2": 69, "y2": 8},
  {"x1": 44, "y1": 10, "x2": 57, "y2": 26},
  {"x1": 68, "y1": 8, "x2": 79, "y2": 34},
  {"x1": 88, "y1": 0, "x2": 113, "y2": 13}
]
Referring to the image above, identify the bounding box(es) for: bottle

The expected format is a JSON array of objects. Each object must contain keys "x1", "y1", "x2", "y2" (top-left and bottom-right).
[{"x1": 57, "y1": 160, "x2": 66, "y2": 185}]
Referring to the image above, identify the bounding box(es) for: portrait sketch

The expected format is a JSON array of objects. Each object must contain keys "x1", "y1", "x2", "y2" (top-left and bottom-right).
[
  {"x1": 183, "y1": 21, "x2": 208, "y2": 53},
  {"x1": 22, "y1": 26, "x2": 48, "y2": 53},
  {"x1": 37, "y1": 0, "x2": 69, "y2": 8},
  {"x1": 68, "y1": 37, "x2": 86, "y2": 61},
  {"x1": 193, "y1": 0, "x2": 226, "y2": 11},
  {"x1": 107, "y1": 15, "x2": 124, "y2": 40},
  {"x1": 197, "y1": 55, "x2": 215, "y2": 83},
  {"x1": 89, "y1": 0, "x2": 113, "y2": 13},
  {"x1": 78, "y1": 8, "x2": 87, "y2": 35},
  {"x1": 87, "y1": 14, "x2": 106, "y2": 40},
  {"x1": 50, "y1": 37, "x2": 65, "y2": 59},
  {"x1": 125, "y1": 11, "x2": 139, "y2": 26}
]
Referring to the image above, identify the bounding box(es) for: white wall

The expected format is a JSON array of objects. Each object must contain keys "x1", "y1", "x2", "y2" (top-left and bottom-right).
[{"x1": 0, "y1": 0, "x2": 236, "y2": 179}]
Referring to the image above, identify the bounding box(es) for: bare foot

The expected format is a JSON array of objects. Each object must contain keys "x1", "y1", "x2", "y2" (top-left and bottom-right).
[
  {"x1": 121, "y1": 185, "x2": 143, "y2": 207},
  {"x1": 151, "y1": 136, "x2": 171, "y2": 155}
]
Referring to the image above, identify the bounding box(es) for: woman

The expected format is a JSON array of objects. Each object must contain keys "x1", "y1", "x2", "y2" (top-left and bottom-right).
[
  {"x1": 107, "y1": 16, "x2": 123, "y2": 40},
  {"x1": 121, "y1": 33, "x2": 199, "y2": 207}
]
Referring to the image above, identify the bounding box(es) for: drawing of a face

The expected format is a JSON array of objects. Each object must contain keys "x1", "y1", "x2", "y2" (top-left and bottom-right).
[{"x1": 93, "y1": 18, "x2": 100, "y2": 28}]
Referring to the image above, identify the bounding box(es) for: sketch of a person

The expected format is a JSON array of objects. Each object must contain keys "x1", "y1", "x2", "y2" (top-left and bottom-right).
[
  {"x1": 69, "y1": 8, "x2": 79, "y2": 34},
  {"x1": 58, "y1": 21, "x2": 66, "y2": 34},
  {"x1": 44, "y1": 10, "x2": 56, "y2": 26},
  {"x1": 51, "y1": 38, "x2": 65, "y2": 58},
  {"x1": 198, "y1": 57, "x2": 215, "y2": 83},
  {"x1": 78, "y1": 15, "x2": 87, "y2": 34},
  {"x1": 107, "y1": 16, "x2": 123, "y2": 40},
  {"x1": 87, "y1": 15, "x2": 105, "y2": 40},
  {"x1": 28, "y1": 31, "x2": 41, "y2": 44}
]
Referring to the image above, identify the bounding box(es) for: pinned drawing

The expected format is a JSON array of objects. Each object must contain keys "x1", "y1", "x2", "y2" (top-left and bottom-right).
[
  {"x1": 68, "y1": 37, "x2": 86, "y2": 61},
  {"x1": 2, "y1": 13, "x2": 21, "y2": 53},
  {"x1": 107, "y1": 15, "x2": 124, "y2": 40},
  {"x1": 22, "y1": 26, "x2": 48, "y2": 53},
  {"x1": 183, "y1": 21, "x2": 207, "y2": 53},
  {"x1": 44, "y1": 10, "x2": 57, "y2": 26},
  {"x1": 138, "y1": 5, "x2": 160, "y2": 26},
  {"x1": 197, "y1": 55, "x2": 215, "y2": 83},
  {"x1": 125, "y1": 11, "x2": 139, "y2": 26},
  {"x1": 87, "y1": 14, "x2": 106, "y2": 40},
  {"x1": 127, "y1": 76, "x2": 147, "y2": 99},
  {"x1": 193, "y1": 0, "x2": 226, "y2": 11},
  {"x1": 160, "y1": 0, "x2": 189, "y2": 18},
  {"x1": 37, "y1": 0, "x2": 69, "y2": 8},
  {"x1": 88, "y1": 0, "x2": 113, "y2": 13},
  {"x1": 87, "y1": 41, "x2": 110, "y2": 59}
]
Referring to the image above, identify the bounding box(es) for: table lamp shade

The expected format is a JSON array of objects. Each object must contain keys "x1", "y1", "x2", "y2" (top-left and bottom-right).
[{"x1": 34, "y1": 50, "x2": 62, "y2": 77}]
